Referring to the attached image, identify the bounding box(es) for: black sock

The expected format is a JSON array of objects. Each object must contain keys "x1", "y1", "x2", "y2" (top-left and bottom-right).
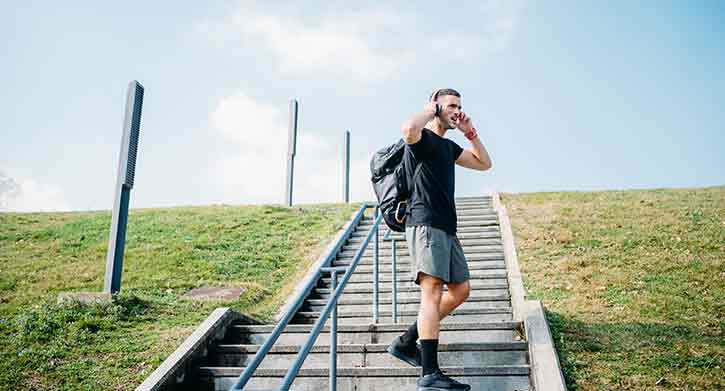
[
  {"x1": 419, "y1": 339, "x2": 439, "y2": 376},
  {"x1": 400, "y1": 321, "x2": 419, "y2": 346}
]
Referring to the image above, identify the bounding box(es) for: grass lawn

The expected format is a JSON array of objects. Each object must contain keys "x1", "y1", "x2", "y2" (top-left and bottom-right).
[
  {"x1": 0, "y1": 202, "x2": 359, "y2": 390},
  {"x1": 503, "y1": 186, "x2": 724, "y2": 391}
]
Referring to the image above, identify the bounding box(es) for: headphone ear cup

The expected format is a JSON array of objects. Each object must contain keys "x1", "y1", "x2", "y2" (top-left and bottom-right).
[{"x1": 430, "y1": 88, "x2": 441, "y2": 102}]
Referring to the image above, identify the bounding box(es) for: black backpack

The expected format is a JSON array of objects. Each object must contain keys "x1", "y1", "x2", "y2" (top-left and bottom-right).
[{"x1": 370, "y1": 139, "x2": 420, "y2": 232}]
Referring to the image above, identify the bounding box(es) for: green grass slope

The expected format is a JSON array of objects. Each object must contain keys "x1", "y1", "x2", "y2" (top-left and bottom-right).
[
  {"x1": 0, "y1": 203, "x2": 359, "y2": 390},
  {"x1": 504, "y1": 186, "x2": 724, "y2": 391}
]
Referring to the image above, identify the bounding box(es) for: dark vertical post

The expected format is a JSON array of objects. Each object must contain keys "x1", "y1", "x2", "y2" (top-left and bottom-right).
[
  {"x1": 104, "y1": 80, "x2": 144, "y2": 294},
  {"x1": 342, "y1": 130, "x2": 350, "y2": 203},
  {"x1": 285, "y1": 99, "x2": 299, "y2": 207}
]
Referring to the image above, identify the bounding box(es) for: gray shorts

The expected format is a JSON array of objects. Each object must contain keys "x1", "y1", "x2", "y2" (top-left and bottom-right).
[{"x1": 405, "y1": 225, "x2": 470, "y2": 285}]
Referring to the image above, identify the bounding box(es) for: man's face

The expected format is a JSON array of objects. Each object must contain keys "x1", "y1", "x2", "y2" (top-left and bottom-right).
[{"x1": 437, "y1": 94, "x2": 462, "y2": 130}]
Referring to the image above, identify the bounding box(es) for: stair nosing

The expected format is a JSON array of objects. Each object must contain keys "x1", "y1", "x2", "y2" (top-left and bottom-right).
[
  {"x1": 196, "y1": 365, "x2": 531, "y2": 377},
  {"x1": 231, "y1": 321, "x2": 522, "y2": 334}
]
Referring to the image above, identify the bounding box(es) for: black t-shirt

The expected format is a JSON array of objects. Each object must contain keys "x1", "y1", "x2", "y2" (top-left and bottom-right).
[{"x1": 403, "y1": 128, "x2": 464, "y2": 235}]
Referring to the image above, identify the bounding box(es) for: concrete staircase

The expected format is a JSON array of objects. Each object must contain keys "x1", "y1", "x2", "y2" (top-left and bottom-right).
[{"x1": 186, "y1": 196, "x2": 532, "y2": 390}]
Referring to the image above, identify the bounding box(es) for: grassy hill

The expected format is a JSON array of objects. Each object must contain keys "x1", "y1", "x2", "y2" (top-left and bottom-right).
[
  {"x1": 503, "y1": 186, "x2": 723, "y2": 390},
  {"x1": 0, "y1": 203, "x2": 359, "y2": 390}
]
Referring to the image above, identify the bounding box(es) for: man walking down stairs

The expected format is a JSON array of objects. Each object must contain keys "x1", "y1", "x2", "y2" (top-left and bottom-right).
[{"x1": 392, "y1": 88, "x2": 493, "y2": 390}]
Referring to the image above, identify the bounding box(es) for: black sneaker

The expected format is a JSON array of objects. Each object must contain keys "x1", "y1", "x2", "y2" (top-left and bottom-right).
[
  {"x1": 417, "y1": 369, "x2": 471, "y2": 391},
  {"x1": 386, "y1": 336, "x2": 421, "y2": 367}
]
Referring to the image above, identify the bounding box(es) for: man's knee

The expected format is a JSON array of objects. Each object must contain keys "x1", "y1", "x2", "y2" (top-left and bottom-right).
[
  {"x1": 448, "y1": 281, "x2": 470, "y2": 304},
  {"x1": 418, "y1": 273, "x2": 444, "y2": 299}
]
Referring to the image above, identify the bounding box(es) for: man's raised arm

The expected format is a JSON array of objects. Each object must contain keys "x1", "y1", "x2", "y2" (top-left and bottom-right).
[{"x1": 401, "y1": 102, "x2": 438, "y2": 144}]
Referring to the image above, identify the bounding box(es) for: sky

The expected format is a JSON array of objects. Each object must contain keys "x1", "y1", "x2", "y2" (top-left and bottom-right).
[{"x1": 1, "y1": 0, "x2": 724, "y2": 212}]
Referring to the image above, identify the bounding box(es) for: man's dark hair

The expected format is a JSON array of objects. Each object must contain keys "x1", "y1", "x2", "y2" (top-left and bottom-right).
[{"x1": 431, "y1": 88, "x2": 461, "y2": 101}]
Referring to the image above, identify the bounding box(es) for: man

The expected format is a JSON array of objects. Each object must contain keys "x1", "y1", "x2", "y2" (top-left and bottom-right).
[{"x1": 386, "y1": 88, "x2": 492, "y2": 391}]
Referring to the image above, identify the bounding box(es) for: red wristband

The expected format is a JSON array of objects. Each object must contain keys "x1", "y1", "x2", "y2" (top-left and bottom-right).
[{"x1": 464, "y1": 127, "x2": 477, "y2": 140}]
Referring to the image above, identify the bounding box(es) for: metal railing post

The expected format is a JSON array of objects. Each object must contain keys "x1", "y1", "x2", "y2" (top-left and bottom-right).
[
  {"x1": 329, "y1": 270, "x2": 338, "y2": 391},
  {"x1": 373, "y1": 207, "x2": 380, "y2": 324},
  {"x1": 391, "y1": 238, "x2": 398, "y2": 323}
]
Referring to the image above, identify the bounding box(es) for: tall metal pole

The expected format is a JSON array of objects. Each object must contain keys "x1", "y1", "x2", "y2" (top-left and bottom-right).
[
  {"x1": 285, "y1": 99, "x2": 299, "y2": 207},
  {"x1": 342, "y1": 130, "x2": 350, "y2": 203},
  {"x1": 104, "y1": 80, "x2": 144, "y2": 294}
]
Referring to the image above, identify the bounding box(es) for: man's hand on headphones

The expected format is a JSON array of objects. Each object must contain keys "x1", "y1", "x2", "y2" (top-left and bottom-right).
[
  {"x1": 426, "y1": 89, "x2": 443, "y2": 117},
  {"x1": 424, "y1": 101, "x2": 442, "y2": 117},
  {"x1": 455, "y1": 111, "x2": 474, "y2": 133}
]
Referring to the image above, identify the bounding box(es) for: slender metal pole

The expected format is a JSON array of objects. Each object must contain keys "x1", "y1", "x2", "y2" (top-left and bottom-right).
[
  {"x1": 373, "y1": 207, "x2": 379, "y2": 324},
  {"x1": 329, "y1": 270, "x2": 338, "y2": 391},
  {"x1": 392, "y1": 238, "x2": 398, "y2": 323},
  {"x1": 342, "y1": 130, "x2": 350, "y2": 203},
  {"x1": 285, "y1": 99, "x2": 299, "y2": 207},
  {"x1": 104, "y1": 80, "x2": 144, "y2": 294}
]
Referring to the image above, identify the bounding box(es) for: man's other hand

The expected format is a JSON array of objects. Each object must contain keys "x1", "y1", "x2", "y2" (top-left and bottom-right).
[{"x1": 455, "y1": 111, "x2": 474, "y2": 133}]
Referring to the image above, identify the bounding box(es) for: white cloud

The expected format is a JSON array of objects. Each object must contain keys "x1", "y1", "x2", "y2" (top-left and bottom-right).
[
  {"x1": 199, "y1": 1, "x2": 525, "y2": 84},
  {"x1": 235, "y1": 11, "x2": 401, "y2": 82},
  {"x1": 226, "y1": 4, "x2": 406, "y2": 83},
  {"x1": 208, "y1": 92, "x2": 374, "y2": 205},
  {"x1": 0, "y1": 171, "x2": 71, "y2": 212}
]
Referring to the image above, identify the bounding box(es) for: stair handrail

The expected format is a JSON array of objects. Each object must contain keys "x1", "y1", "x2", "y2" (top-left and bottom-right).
[
  {"x1": 228, "y1": 202, "x2": 372, "y2": 391},
  {"x1": 274, "y1": 209, "x2": 384, "y2": 390}
]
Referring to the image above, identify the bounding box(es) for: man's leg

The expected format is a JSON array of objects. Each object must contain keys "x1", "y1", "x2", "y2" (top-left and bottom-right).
[
  {"x1": 438, "y1": 280, "x2": 470, "y2": 319},
  {"x1": 396, "y1": 280, "x2": 470, "y2": 351},
  {"x1": 417, "y1": 273, "x2": 443, "y2": 375}
]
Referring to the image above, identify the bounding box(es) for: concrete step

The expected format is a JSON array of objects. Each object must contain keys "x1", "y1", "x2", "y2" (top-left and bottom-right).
[
  {"x1": 307, "y1": 296, "x2": 511, "y2": 313},
  {"x1": 312, "y1": 288, "x2": 511, "y2": 305},
  {"x1": 456, "y1": 195, "x2": 493, "y2": 200},
  {"x1": 317, "y1": 278, "x2": 509, "y2": 292},
  {"x1": 307, "y1": 299, "x2": 511, "y2": 314},
  {"x1": 351, "y1": 225, "x2": 501, "y2": 238},
  {"x1": 209, "y1": 341, "x2": 529, "y2": 368},
  {"x1": 349, "y1": 260, "x2": 505, "y2": 274},
  {"x1": 335, "y1": 252, "x2": 505, "y2": 264},
  {"x1": 226, "y1": 321, "x2": 523, "y2": 346},
  {"x1": 295, "y1": 313, "x2": 514, "y2": 325},
  {"x1": 307, "y1": 292, "x2": 510, "y2": 307},
  {"x1": 348, "y1": 231, "x2": 501, "y2": 243},
  {"x1": 294, "y1": 307, "x2": 513, "y2": 325},
  {"x1": 197, "y1": 366, "x2": 531, "y2": 391},
  {"x1": 360, "y1": 210, "x2": 497, "y2": 219},
  {"x1": 320, "y1": 269, "x2": 507, "y2": 285},
  {"x1": 346, "y1": 237, "x2": 502, "y2": 249},
  {"x1": 455, "y1": 204, "x2": 494, "y2": 209},
  {"x1": 455, "y1": 201, "x2": 494, "y2": 207},
  {"x1": 314, "y1": 281, "x2": 509, "y2": 295},
  {"x1": 357, "y1": 219, "x2": 498, "y2": 230},
  {"x1": 337, "y1": 245, "x2": 504, "y2": 258},
  {"x1": 454, "y1": 210, "x2": 498, "y2": 217}
]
